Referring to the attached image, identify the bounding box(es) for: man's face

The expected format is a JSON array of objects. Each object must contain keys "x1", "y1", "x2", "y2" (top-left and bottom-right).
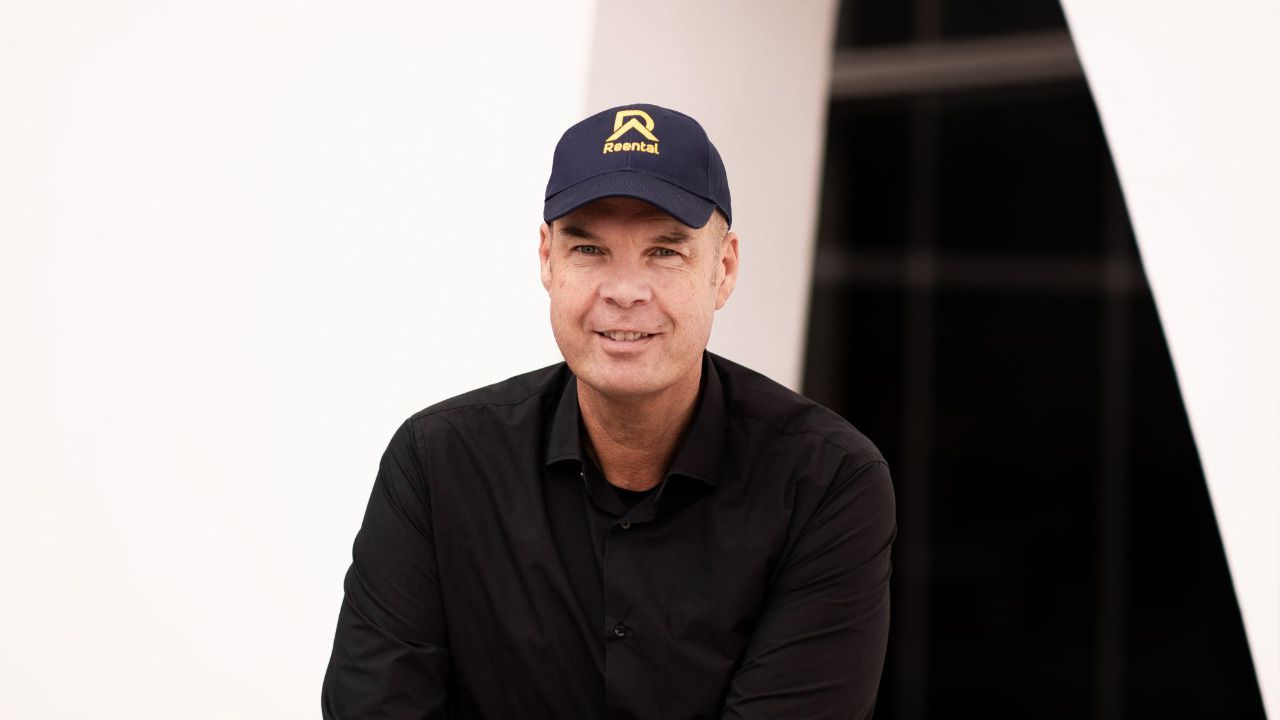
[{"x1": 539, "y1": 197, "x2": 739, "y2": 402}]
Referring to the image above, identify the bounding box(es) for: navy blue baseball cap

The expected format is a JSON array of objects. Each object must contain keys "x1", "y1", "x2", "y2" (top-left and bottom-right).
[{"x1": 543, "y1": 103, "x2": 732, "y2": 229}]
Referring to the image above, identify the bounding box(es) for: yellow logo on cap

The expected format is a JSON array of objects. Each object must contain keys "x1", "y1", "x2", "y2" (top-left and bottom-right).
[{"x1": 603, "y1": 109, "x2": 660, "y2": 155}]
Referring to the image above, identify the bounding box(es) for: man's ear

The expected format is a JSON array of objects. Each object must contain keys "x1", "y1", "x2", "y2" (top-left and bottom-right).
[
  {"x1": 715, "y1": 231, "x2": 740, "y2": 310},
  {"x1": 539, "y1": 222, "x2": 553, "y2": 292}
]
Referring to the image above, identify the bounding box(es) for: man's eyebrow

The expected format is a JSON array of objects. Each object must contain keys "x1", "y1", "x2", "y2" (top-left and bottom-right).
[
  {"x1": 652, "y1": 229, "x2": 693, "y2": 244},
  {"x1": 557, "y1": 224, "x2": 596, "y2": 240}
]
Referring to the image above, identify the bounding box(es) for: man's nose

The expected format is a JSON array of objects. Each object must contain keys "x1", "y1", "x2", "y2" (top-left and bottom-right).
[{"x1": 598, "y1": 262, "x2": 652, "y2": 308}]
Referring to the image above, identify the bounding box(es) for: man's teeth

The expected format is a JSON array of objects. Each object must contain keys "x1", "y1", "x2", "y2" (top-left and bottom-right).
[{"x1": 601, "y1": 331, "x2": 651, "y2": 341}]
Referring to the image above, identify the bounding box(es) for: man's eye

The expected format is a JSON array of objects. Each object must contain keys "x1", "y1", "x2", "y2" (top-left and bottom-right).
[
  {"x1": 653, "y1": 248, "x2": 679, "y2": 257},
  {"x1": 572, "y1": 245, "x2": 602, "y2": 255}
]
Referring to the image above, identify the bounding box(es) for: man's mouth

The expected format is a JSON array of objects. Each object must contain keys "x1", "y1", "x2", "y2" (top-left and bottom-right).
[{"x1": 597, "y1": 331, "x2": 654, "y2": 342}]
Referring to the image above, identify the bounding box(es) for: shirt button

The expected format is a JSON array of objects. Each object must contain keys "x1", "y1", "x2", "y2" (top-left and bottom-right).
[
  {"x1": 612, "y1": 623, "x2": 629, "y2": 638},
  {"x1": 620, "y1": 521, "x2": 631, "y2": 530}
]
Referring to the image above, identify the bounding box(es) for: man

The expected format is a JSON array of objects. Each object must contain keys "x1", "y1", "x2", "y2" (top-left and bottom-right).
[{"x1": 322, "y1": 103, "x2": 895, "y2": 719}]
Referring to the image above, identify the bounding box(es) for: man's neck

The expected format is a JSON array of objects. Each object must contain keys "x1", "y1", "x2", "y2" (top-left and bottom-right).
[{"x1": 578, "y1": 369, "x2": 702, "y2": 493}]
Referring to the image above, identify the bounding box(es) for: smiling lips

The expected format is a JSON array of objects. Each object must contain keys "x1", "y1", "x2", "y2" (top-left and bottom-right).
[{"x1": 597, "y1": 330, "x2": 655, "y2": 342}]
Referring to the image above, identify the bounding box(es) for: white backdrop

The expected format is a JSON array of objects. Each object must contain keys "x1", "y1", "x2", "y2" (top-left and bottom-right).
[
  {"x1": 0, "y1": 2, "x2": 589, "y2": 716},
  {"x1": 1061, "y1": 1, "x2": 1280, "y2": 716}
]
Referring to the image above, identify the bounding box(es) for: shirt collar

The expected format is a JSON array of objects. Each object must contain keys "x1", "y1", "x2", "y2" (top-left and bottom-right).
[
  {"x1": 544, "y1": 352, "x2": 726, "y2": 488},
  {"x1": 545, "y1": 371, "x2": 584, "y2": 467},
  {"x1": 665, "y1": 352, "x2": 726, "y2": 487}
]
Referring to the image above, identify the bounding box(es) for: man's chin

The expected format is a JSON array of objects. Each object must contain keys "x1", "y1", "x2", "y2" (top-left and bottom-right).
[
  {"x1": 574, "y1": 366, "x2": 668, "y2": 402},
  {"x1": 581, "y1": 379, "x2": 662, "y2": 401}
]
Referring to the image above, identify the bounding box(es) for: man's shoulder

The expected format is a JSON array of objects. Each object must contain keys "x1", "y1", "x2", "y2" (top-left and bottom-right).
[
  {"x1": 711, "y1": 352, "x2": 885, "y2": 470},
  {"x1": 406, "y1": 361, "x2": 570, "y2": 426}
]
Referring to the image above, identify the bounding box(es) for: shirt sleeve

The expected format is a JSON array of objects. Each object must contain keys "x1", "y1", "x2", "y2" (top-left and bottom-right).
[
  {"x1": 321, "y1": 419, "x2": 452, "y2": 719},
  {"x1": 720, "y1": 460, "x2": 896, "y2": 720}
]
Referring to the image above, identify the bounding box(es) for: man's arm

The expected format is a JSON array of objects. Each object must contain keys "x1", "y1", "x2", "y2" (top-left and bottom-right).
[
  {"x1": 322, "y1": 419, "x2": 451, "y2": 719},
  {"x1": 721, "y1": 460, "x2": 896, "y2": 719}
]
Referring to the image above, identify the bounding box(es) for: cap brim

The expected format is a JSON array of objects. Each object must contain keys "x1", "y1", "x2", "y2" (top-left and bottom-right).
[{"x1": 543, "y1": 171, "x2": 716, "y2": 229}]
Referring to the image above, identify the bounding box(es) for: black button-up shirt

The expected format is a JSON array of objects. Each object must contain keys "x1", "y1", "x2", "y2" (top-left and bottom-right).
[{"x1": 322, "y1": 352, "x2": 895, "y2": 719}]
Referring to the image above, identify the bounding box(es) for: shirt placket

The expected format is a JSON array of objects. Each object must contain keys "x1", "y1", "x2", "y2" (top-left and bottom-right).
[
  {"x1": 603, "y1": 509, "x2": 633, "y2": 717},
  {"x1": 583, "y1": 464, "x2": 661, "y2": 719}
]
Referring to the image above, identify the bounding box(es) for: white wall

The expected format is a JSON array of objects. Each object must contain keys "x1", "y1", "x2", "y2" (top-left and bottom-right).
[
  {"x1": 0, "y1": 2, "x2": 591, "y2": 717},
  {"x1": 587, "y1": 0, "x2": 840, "y2": 389},
  {"x1": 1059, "y1": 2, "x2": 1280, "y2": 716}
]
